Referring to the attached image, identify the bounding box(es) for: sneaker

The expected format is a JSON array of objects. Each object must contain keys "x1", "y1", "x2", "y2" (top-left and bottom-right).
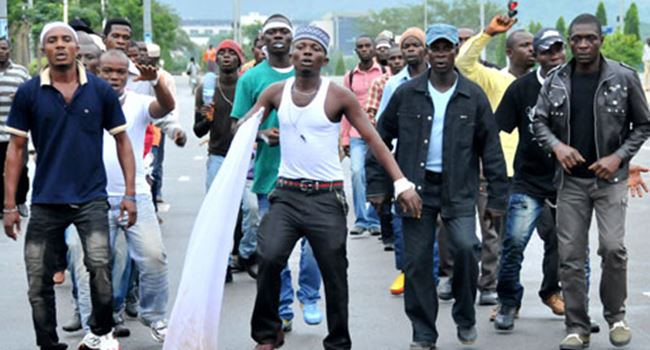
[
  {"x1": 18, "y1": 203, "x2": 29, "y2": 218},
  {"x1": 543, "y1": 293, "x2": 565, "y2": 316},
  {"x1": 369, "y1": 227, "x2": 381, "y2": 236},
  {"x1": 150, "y1": 320, "x2": 168, "y2": 343},
  {"x1": 389, "y1": 272, "x2": 405, "y2": 295},
  {"x1": 490, "y1": 305, "x2": 520, "y2": 322},
  {"x1": 609, "y1": 320, "x2": 631, "y2": 347},
  {"x1": 409, "y1": 341, "x2": 436, "y2": 350},
  {"x1": 302, "y1": 303, "x2": 323, "y2": 325},
  {"x1": 494, "y1": 304, "x2": 517, "y2": 331},
  {"x1": 349, "y1": 226, "x2": 365, "y2": 236},
  {"x1": 437, "y1": 277, "x2": 453, "y2": 301},
  {"x1": 62, "y1": 312, "x2": 82, "y2": 332},
  {"x1": 281, "y1": 319, "x2": 292, "y2": 333},
  {"x1": 225, "y1": 266, "x2": 233, "y2": 283},
  {"x1": 478, "y1": 290, "x2": 498, "y2": 305},
  {"x1": 457, "y1": 325, "x2": 477, "y2": 345},
  {"x1": 559, "y1": 333, "x2": 590, "y2": 350},
  {"x1": 79, "y1": 331, "x2": 120, "y2": 350},
  {"x1": 383, "y1": 242, "x2": 395, "y2": 251}
]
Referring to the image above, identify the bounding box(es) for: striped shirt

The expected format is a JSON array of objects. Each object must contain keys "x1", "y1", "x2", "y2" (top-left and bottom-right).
[{"x1": 0, "y1": 61, "x2": 30, "y2": 142}]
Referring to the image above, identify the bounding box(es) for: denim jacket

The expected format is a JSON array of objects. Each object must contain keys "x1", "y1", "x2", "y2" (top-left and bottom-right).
[
  {"x1": 532, "y1": 57, "x2": 650, "y2": 188},
  {"x1": 366, "y1": 69, "x2": 509, "y2": 218}
]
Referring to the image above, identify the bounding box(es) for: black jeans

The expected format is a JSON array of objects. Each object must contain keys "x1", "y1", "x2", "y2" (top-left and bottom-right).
[
  {"x1": 537, "y1": 201, "x2": 561, "y2": 300},
  {"x1": 0, "y1": 141, "x2": 30, "y2": 207},
  {"x1": 402, "y1": 176, "x2": 480, "y2": 344},
  {"x1": 252, "y1": 188, "x2": 351, "y2": 350},
  {"x1": 25, "y1": 199, "x2": 114, "y2": 348},
  {"x1": 378, "y1": 198, "x2": 395, "y2": 244}
]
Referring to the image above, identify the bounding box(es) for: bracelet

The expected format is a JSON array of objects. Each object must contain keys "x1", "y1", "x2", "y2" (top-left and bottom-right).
[
  {"x1": 123, "y1": 195, "x2": 137, "y2": 203},
  {"x1": 393, "y1": 178, "x2": 415, "y2": 199},
  {"x1": 3, "y1": 207, "x2": 18, "y2": 214}
]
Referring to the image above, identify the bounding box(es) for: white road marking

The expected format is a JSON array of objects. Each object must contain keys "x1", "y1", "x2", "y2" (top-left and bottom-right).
[
  {"x1": 193, "y1": 155, "x2": 205, "y2": 161},
  {"x1": 158, "y1": 203, "x2": 171, "y2": 213},
  {"x1": 178, "y1": 176, "x2": 191, "y2": 182},
  {"x1": 643, "y1": 292, "x2": 650, "y2": 298}
]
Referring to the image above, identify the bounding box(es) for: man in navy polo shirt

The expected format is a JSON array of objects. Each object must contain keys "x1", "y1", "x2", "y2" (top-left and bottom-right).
[{"x1": 2, "y1": 22, "x2": 137, "y2": 350}]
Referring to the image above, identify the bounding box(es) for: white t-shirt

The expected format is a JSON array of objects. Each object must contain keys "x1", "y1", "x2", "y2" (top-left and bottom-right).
[{"x1": 104, "y1": 91, "x2": 155, "y2": 196}]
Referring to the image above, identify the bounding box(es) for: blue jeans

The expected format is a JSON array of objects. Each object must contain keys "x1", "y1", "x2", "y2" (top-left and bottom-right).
[
  {"x1": 258, "y1": 193, "x2": 322, "y2": 320},
  {"x1": 109, "y1": 194, "x2": 169, "y2": 324},
  {"x1": 349, "y1": 137, "x2": 380, "y2": 231},
  {"x1": 239, "y1": 179, "x2": 259, "y2": 259},
  {"x1": 205, "y1": 154, "x2": 226, "y2": 192},
  {"x1": 65, "y1": 226, "x2": 91, "y2": 331},
  {"x1": 497, "y1": 194, "x2": 544, "y2": 307}
]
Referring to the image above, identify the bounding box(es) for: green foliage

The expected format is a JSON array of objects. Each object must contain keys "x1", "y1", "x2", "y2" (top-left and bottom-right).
[
  {"x1": 601, "y1": 30, "x2": 643, "y2": 69},
  {"x1": 596, "y1": 1, "x2": 608, "y2": 26},
  {"x1": 624, "y1": 2, "x2": 640, "y2": 40},
  {"x1": 494, "y1": 34, "x2": 506, "y2": 68},
  {"x1": 527, "y1": 21, "x2": 543, "y2": 36},
  {"x1": 357, "y1": 0, "x2": 500, "y2": 38},
  {"x1": 555, "y1": 16, "x2": 567, "y2": 39},
  {"x1": 334, "y1": 53, "x2": 346, "y2": 76},
  {"x1": 241, "y1": 22, "x2": 263, "y2": 60}
]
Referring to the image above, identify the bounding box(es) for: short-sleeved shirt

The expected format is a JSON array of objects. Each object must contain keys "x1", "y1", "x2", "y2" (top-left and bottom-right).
[
  {"x1": 0, "y1": 61, "x2": 30, "y2": 142},
  {"x1": 231, "y1": 60, "x2": 294, "y2": 195},
  {"x1": 6, "y1": 63, "x2": 127, "y2": 204},
  {"x1": 104, "y1": 91, "x2": 154, "y2": 197}
]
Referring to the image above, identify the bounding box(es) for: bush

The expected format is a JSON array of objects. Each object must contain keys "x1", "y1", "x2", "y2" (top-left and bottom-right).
[{"x1": 602, "y1": 30, "x2": 643, "y2": 69}]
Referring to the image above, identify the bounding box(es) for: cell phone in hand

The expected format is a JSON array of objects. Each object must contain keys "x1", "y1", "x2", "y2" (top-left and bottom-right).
[{"x1": 507, "y1": 0, "x2": 518, "y2": 18}]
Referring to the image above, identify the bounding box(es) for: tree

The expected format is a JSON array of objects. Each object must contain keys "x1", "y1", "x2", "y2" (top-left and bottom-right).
[
  {"x1": 528, "y1": 21, "x2": 543, "y2": 36},
  {"x1": 602, "y1": 30, "x2": 643, "y2": 68},
  {"x1": 624, "y1": 2, "x2": 640, "y2": 40},
  {"x1": 494, "y1": 34, "x2": 506, "y2": 68},
  {"x1": 334, "y1": 53, "x2": 346, "y2": 76},
  {"x1": 555, "y1": 16, "x2": 567, "y2": 39},
  {"x1": 596, "y1": 1, "x2": 608, "y2": 26}
]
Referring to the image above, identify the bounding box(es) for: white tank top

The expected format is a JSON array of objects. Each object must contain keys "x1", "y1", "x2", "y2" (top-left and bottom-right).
[{"x1": 277, "y1": 77, "x2": 344, "y2": 181}]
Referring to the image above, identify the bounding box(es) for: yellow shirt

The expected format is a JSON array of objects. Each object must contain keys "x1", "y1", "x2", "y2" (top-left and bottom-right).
[{"x1": 456, "y1": 32, "x2": 519, "y2": 177}]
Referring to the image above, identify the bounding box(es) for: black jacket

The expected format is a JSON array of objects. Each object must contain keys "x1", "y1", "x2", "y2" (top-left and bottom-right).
[
  {"x1": 366, "y1": 69, "x2": 509, "y2": 218},
  {"x1": 532, "y1": 57, "x2": 650, "y2": 188}
]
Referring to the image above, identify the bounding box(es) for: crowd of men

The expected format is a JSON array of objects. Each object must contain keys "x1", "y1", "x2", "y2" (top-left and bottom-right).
[{"x1": 1, "y1": 9, "x2": 649, "y2": 350}]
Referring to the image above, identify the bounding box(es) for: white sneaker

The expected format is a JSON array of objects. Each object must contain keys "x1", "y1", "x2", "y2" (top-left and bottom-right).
[
  {"x1": 150, "y1": 319, "x2": 168, "y2": 343},
  {"x1": 78, "y1": 331, "x2": 120, "y2": 350}
]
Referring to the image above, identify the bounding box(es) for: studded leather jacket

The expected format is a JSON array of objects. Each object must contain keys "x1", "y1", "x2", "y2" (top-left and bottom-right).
[{"x1": 533, "y1": 57, "x2": 650, "y2": 188}]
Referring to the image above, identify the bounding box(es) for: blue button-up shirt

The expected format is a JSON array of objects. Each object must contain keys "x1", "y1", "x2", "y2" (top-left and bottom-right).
[{"x1": 376, "y1": 67, "x2": 413, "y2": 119}]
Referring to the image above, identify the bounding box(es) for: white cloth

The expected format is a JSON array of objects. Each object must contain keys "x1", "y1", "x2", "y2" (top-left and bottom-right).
[
  {"x1": 103, "y1": 91, "x2": 154, "y2": 196},
  {"x1": 643, "y1": 44, "x2": 650, "y2": 62},
  {"x1": 163, "y1": 110, "x2": 262, "y2": 350},
  {"x1": 277, "y1": 77, "x2": 343, "y2": 181}
]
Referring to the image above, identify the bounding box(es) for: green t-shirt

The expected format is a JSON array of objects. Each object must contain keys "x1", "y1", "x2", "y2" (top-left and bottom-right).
[{"x1": 231, "y1": 60, "x2": 294, "y2": 194}]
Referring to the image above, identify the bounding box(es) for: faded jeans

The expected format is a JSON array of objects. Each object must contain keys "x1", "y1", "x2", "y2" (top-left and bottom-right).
[
  {"x1": 109, "y1": 194, "x2": 169, "y2": 325},
  {"x1": 349, "y1": 137, "x2": 380, "y2": 231},
  {"x1": 65, "y1": 226, "x2": 92, "y2": 331},
  {"x1": 239, "y1": 179, "x2": 259, "y2": 259}
]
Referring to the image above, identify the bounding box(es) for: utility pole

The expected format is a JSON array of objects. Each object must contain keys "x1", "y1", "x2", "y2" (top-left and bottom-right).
[
  {"x1": 423, "y1": 0, "x2": 427, "y2": 29},
  {"x1": 63, "y1": 0, "x2": 68, "y2": 23},
  {"x1": 0, "y1": 0, "x2": 7, "y2": 39},
  {"x1": 618, "y1": 0, "x2": 625, "y2": 31},
  {"x1": 101, "y1": 0, "x2": 107, "y2": 29},
  {"x1": 143, "y1": 0, "x2": 152, "y2": 43},
  {"x1": 480, "y1": 0, "x2": 486, "y2": 60},
  {"x1": 233, "y1": 0, "x2": 241, "y2": 43}
]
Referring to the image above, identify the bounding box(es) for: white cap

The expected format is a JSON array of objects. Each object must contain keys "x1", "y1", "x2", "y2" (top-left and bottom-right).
[
  {"x1": 146, "y1": 43, "x2": 161, "y2": 58},
  {"x1": 40, "y1": 22, "x2": 78, "y2": 46}
]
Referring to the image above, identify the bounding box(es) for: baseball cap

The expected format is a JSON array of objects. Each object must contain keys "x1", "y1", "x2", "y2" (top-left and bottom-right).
[
  {"x1": 146, "y1": 43, "x2": 161, "y2": 58},
  {"x1": 426, "y1": 24, "x2": 459, "y2": 46},
  {"x1": 533, "y1": 28, "x2": 564, "y2": 52}
]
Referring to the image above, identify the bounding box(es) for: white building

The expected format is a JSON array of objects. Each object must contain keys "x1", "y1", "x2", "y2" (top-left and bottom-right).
[{"x1": 181, "y1": 19, "x2": 232, "y2": 46}]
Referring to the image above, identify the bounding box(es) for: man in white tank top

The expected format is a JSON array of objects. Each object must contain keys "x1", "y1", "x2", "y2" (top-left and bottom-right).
[{"x1": 240, "y1": 25, "x2": 422, "y2": 350}]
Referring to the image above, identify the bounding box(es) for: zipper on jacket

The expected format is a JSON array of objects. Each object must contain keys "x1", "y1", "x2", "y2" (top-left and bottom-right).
[{"x1": 592, "y1": 75, "x2": 615, "y2": 187}]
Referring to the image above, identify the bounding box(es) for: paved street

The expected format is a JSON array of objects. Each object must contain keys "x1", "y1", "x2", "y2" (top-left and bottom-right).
[{"x1": 1, "y1": 76, "x2": 650, "y2": 350}]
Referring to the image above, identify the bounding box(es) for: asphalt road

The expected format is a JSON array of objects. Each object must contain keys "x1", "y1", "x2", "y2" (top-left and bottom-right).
[{"x1": 1, "y1": 76, "x2": 649, "y2": 350}]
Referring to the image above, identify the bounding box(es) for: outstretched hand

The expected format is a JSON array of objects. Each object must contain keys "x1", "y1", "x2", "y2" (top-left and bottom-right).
[
  {"x1": 485, "y1": 15, "x2": 517, "y2": 36},
  {"x1": 134, "y1": 64, "x2": 160, "y2": 83}
]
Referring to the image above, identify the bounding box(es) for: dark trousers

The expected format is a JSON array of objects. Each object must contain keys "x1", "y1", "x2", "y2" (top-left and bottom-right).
[
  {"x1": 25, "y1": 199, "x2": 114, "y2": 348},
  {"x1": 0, "y1": 141, "x2": 30, "y2": 207},
  {"x1": 378, "y1": 199, "x2": 395, "y2": 244},
  {"x1": 252, "y1": 188, "x2": 351, "y2": 350},
  {"x1": 402, "y1": 176, "x2": 480, "y2": 343},
  {"x1": 537, "y1": 202, "x2": 561, "y2": 300},
  {"x1": 151, "y1": 135, "x2": 165, "y2": 210}
]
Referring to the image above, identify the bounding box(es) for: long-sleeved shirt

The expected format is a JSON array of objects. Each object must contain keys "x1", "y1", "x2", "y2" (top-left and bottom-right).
[
  {"x1": 365, "y1": 72, "x2": 392, "y2": 120},
  {"x1": 456, "y1": 32, "x2": 519, "y2": 176},
  {"x1": 340, "y1": 62, "x2": 384, "y2": 145}
]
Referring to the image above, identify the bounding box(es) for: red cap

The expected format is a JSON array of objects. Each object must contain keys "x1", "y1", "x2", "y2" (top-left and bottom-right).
[{"x1": 216, "y1": 39, "x2": 245, "y2": 67}]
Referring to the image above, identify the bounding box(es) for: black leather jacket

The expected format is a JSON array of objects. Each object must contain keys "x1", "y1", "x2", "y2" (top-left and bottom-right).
[
  {"x1": 532, "y1": 57, "x2": 650, "y2": 188},
  {"x1": 366, "y1": 69, "x2": 509, "y2": 218}
]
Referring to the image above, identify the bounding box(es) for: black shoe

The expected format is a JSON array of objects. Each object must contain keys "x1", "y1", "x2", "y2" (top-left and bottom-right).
[
  {"x1": 113, "y1": 323, "x2": 131, "y2": 337},
  {"x1": 591, "y1": 319, "x2": 600, "y2": 333},
  {"x1": 225, "y1": 266, "x2": 233, "y2": 283},
  {"x1": 62, "y1": 312, "x2": 82, "y2": 332},
  {"x1": 383, "y1": 242, "x2": 395, "y2": 251},
  {"x1": 457, "y1": 325, "x2": 477, "y2": 345},
  {"x1": 478, "y1": 290, "x2": 498, "y2": 306},
  {"x1": 349, "y1": 227, "x2": 365, "y2": 236},
  {"x1": 125, "y1": 302, "x2": 139, "y2": 318},
  {"x1": 239, "y1": 255, "x2": 259, "y2": 279},
  {"x1": 494, "y1": 304, "x2": 517, "y2": 331},
  {"x1": 42, "y1": 343, "x2": 68, "y2": 350},
  {"x1": 438, "y1": 278, "x2": 453, "y2": 301},
  {"x1": 369, "y1": 228, "x2": 381, "y2": 236}
]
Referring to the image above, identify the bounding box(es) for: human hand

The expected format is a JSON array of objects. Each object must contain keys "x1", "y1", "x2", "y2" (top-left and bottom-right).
[
  {"x1": 173, "y1": 130, "x2": 187, "y2": 147},
  {"x1": 368, "y1": 195, "x2": 389, "y2": 212},
  {"x1": 552, "y1": 143, "x2": 585, "y2": 173},
  {"x1": 202, "y1": 103, "x2": 215, "y2": 122},
  {"x1": 134, "y1": 64, "x2": 160, "y2": 83},
  {"x1": 3, "y1": 210, "x2": 21, "y2": 240},
  {"x1": 119, "y1": 199, "x2": 137, "y2": 228},
  {"x1": 397, "y1": 188, "x2": 422, "y2": 219},
  {"x1": 628, "y1": 164, "x2": 649, "y2": 197},
  {"x1": 485, "y1": 15, "x2": 517, "y2": 36},
  {"x1": 259, "y1": 128, "x2": 280, "y2": 146},
  {"x1": 588, "y1": 154, "x2": 622, "y2": 180}
]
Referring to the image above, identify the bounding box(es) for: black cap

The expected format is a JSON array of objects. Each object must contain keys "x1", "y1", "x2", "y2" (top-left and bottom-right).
[{"x1": 533, "y1": 28, "x2": 564, "y2": 52}]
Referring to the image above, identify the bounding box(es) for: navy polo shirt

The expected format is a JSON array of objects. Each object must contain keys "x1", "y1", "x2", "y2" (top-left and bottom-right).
[{"x1": 6, "y1": 63, "x2": 127, "y2": 204}]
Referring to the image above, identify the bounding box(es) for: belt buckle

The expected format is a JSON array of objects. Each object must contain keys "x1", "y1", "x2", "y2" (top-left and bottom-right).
[{"x1": 299, "y1": 180, "x2": 315, "y2": 192}]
